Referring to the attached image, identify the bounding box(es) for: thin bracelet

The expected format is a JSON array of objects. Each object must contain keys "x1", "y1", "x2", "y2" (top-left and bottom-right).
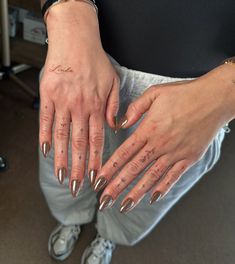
[{"x1": 42, "y1": 0, "x2": 98, "y2": 24}]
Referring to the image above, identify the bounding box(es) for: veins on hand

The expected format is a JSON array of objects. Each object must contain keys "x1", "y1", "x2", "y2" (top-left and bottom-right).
[{"x1": 49, "y1": 65, "x2": 73, "y2": 74}]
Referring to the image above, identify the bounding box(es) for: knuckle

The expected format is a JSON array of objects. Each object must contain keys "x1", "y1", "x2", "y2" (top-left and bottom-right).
[
  {"x1": 55, "y1": 128, "x2": 69, "y2": 140},
  {"x1": 40, "y1": 111, "x2": 52, "y2": 123},
  {"x1": 90, "y1": 132, "x2": 104, "y2": 145},
  {"x1": 117, "y1": 147, "x2": 130, "y2": 161},
  {"x1": 128, "y1": 102, "x2": 138, "y2": 114},
  {"x1": 126, "y1": 161, "x2": 140, "y2": 175},
  {"x1": 72, "y1": 137, "x2": 87, "y2": 151}
]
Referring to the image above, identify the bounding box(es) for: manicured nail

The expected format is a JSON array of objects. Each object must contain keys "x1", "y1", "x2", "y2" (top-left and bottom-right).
[
  {"x1": 71, "y1": 179, "x2": 81, "y2": 197},
  {"x1": 120, "y1": 198, "x2": 135, "y2": 213},
  {"x1": 119, "y1": 115, "x2": 128, "y2": 128},
  {"x1": 94, "y1": 176, "x2": 107, "y2": 192},
  {"x1": 57, "y1": 167, "x2": 67, "y2": 184},
  {"x1": 113, "y1": 116, "x2": 118, "y2": 134},
  {"x1": 42, "y1": 142, "x2": 50, "y2": 158},
  {"x1": 89, "y1": 170, "x2": 97, "y2": 185},
  {"x1": 99, "y1": 195, "x2": 113, "y2": 211},
  {"x1": 149, "y1": 191, "x2": 162, "y2": 205}
]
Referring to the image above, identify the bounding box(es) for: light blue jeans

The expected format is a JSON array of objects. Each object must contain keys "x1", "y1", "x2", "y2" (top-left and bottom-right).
[{"x1": 39, "y1": 55, "x2": 226, "y2": 246}]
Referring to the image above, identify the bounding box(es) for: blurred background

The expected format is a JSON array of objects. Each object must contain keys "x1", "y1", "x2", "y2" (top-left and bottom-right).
[{"x1": 0, "y1": 1, "x2": 235, "y2": 264}]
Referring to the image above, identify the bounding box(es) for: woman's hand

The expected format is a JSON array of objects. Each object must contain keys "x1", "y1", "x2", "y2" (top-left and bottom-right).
[
  {"x1": 95, "y1": 65, "x2": 235, "y2": 213},
  {"x1": 39, "y1": 2, "x2": 120, "y2": 196}
]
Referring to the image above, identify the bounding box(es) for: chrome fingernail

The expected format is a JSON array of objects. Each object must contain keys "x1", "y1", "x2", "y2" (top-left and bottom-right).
[
  {"x1": 42, "y1": 142, "x2": 50, "y2": 158},
  {"x1": 113, "y1": 115, "x2": 118, "y2": 134},
  {"x1": 57, "y1": 167, "x2": 67, "y2": 184},
  {"x1": 99, "y1": 195, "x2": 113, "y2": 211},
  {"x1": 71, "y1": 179, "x2": 81, "y2": 197},
  {"x1": 120, "y1": 198, "x2": 135, "y2": 213},
  {"x1": 89, "y1": 170, "x2": 97, "y2": 185},
  {"x1": 149, "y1": 191, "x2": 162, "y2": 205},
  {"x1": 119, "y1": 116, "x2": 128, "y2": 128},
  {"x1": 94, "y1": 176, "x2": 107, "y2": 192}
]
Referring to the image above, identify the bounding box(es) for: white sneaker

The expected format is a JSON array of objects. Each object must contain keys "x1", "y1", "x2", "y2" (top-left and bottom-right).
[
  {"x1": 81, "y1": 234, "x2": 116, "y2": 264},
  {"x1": 48, "y1": 224, "x2": 81, "y2": 261}
]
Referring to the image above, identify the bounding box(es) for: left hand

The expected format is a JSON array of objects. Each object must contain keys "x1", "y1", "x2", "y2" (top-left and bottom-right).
[{"x1": 94, "y1": 65, "x2": 235, "y2": 213}]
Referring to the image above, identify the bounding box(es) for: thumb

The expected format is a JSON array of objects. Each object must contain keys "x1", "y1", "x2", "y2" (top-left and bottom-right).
[
  {"x1": 117, "y1": 86, "x2": 159, "y2": 130},
  {"x1": 106, "y1": 77, "x2": 120, "y2": 130}
]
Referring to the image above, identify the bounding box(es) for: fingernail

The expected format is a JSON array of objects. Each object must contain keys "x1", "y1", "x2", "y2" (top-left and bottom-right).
[
  {"x1": 71, "y1": 179, "x2": 81, "y2": 197},
  {"x1": 94, "y1": 176, "x2": 107, "y2": 192},
  {"x1": 42, "y1": 142, "x2": 50, "y2": 158},
  {"x1": 89, "y1": 170, "x2": 97, "y2": 185},
  {"x1": 99, "y1": 195, "x2": 113, "y2": 211},
  {"x1": 120, "y1": 198, "x2": 135, "y2": 213},
  {"x1": 116, "y1": 116, "x2": 128, "y2": 132},
  {"x1": 149, "y1": 191, "x2": 162, "y2": 205},
  {"x1": 113, "y1": 116, "x2": 118, "y2": 134},
  {"x1": 57, "y1": 167, "x2": 67, "y2": 184},
  {"x1": 119, "y1": 116, "x2": 128, "y2": 128}
]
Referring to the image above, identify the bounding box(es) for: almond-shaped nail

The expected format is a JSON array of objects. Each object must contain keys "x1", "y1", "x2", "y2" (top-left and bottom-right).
[
  {"x1": 89, "y1": 170, "x2": 97, "y2": 185},
  {"x1": 116, "y1": 115, "x2": 128, "y2": 132},
  {"x1": 149, "y1": 191, "x2": 162, "y2": 205},
  {"x1": 42, "y1": 142, "x2": 50, "y2": 158},
  {"x1": 57, "y1": 167, "x2": 67, "y2": 184},
  {"x1": 113, "y1": 115, "x2": 118, "y2": 134},
  {"x1": 71, "y1": 179, "x2": 81, "y2": 197},
  {"x1": 120, "y1": 198, "x2": 135, "y2": 213},
  {"x1": 94, "y1": 177, "x2": 107, "y2": 192},
  {"x1": 99, "y1": 195, "x2": 113, "y2": 211}
]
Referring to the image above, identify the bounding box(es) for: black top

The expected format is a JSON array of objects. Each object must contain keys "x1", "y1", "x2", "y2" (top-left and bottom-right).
[{"x1": 96, "y1": 0, "x2": 235, "y2": 77}]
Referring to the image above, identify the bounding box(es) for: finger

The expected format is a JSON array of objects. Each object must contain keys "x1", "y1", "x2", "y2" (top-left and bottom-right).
[
  {"x1": 39, "y1": 98, "x2": 55, "y2": 157},
  {"x1": 116, "y1": 155, "x2": 172, "y2": 212},
  {"x1": 53, "y1": 110, "x2": 71, "y2": 184},
  {"x1": 99, "y1": 154, "x2": 171, "y2": 212},
  {"x1": 69, "y1": 113, "x2": 89, "y2": 197},
  {"x1": 105, "y1": 77, "x2": 120, "y2": 130},
  {"x1": 150, "y1": 160, "x2": 190, "y2": 204},
  {"x1": 94, "y1": 132, "x2": 147, "y2": 192},
  {"x1": 117, "y1": 86, "x2": 160, "y2": 130},
  {"x1": 88, "y1": 113, "x2": 105, "y2": 185}
]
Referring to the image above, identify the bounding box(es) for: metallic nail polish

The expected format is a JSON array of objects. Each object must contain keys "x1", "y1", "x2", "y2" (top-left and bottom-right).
[
  {"x1": 119, "y1": 116, "x2": 128, "y2": 128},
  {"x1": 89, "y1": 170, "x2": 97, "y2": 185},
  {"x1": 94, "y1": 177, "x2": 107, "y2": 192},
  {"x1": 149, "y1": 191, "x2": 162, "y2": 205},
  {"x1": 99, "y1": 195, "x2": 113, "y2": 211},
  {"x1": 42, "y1": 142, "x2": 50, "y2": 158},
  {"x1": 120, "y1": 198, "x2": 135, "y2": 213},
  {"x1": 57, "y1": 167, "x2": 67, "y2": 184},
  {"x1": 113, "y1": 116, "x2": 118, "y2": 134},
  {"x1": 71, "y1": 180, "x2": 81, "y2": 197}
]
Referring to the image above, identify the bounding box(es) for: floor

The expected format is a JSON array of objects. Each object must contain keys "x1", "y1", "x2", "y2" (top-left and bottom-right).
[{"x1": 0, "y1": 68, "x2": 235, "y2": 264}]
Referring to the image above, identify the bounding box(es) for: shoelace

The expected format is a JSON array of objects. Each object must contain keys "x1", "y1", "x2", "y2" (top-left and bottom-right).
[
  {"x1": 90, "y1": 236, "x2": 115, "y2": 258},
  {"x1": 58, "y1": 225, "x2": 80, "y2": 244}
]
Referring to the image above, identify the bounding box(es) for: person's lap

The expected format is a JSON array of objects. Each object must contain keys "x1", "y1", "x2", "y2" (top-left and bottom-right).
[{"x1": 39, "y1": 55, "x2": 226, "y2": 245}]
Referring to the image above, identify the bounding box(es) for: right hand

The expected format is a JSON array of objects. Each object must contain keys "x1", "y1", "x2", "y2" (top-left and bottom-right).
[{"x1": 39, "y1": 1, "x2": 120, "y2": 197}]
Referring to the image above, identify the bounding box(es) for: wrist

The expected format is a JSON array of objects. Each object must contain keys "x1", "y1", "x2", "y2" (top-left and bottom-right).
[{"x1": 208, "y1": 64, "x2": 235, "y2": 121}]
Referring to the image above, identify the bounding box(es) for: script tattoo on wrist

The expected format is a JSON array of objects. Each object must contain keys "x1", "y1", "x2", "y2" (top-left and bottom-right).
[{"x1": 49, "y1": 65, "x2": 73, "y2": 74}]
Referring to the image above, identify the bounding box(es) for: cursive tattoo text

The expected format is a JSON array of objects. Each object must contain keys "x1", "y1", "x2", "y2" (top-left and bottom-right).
[{"x1": 49, "y1": 65, "x2": 73, "y2": 74}]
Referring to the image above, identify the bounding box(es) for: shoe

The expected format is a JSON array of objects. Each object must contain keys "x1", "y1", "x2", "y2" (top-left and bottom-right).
[
  {"x1": 81, "y1": 233, "x2": 116, "y2": 264},
  {"x1": 48, "y1": 224, "x2": 81, "y2": 261}
]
